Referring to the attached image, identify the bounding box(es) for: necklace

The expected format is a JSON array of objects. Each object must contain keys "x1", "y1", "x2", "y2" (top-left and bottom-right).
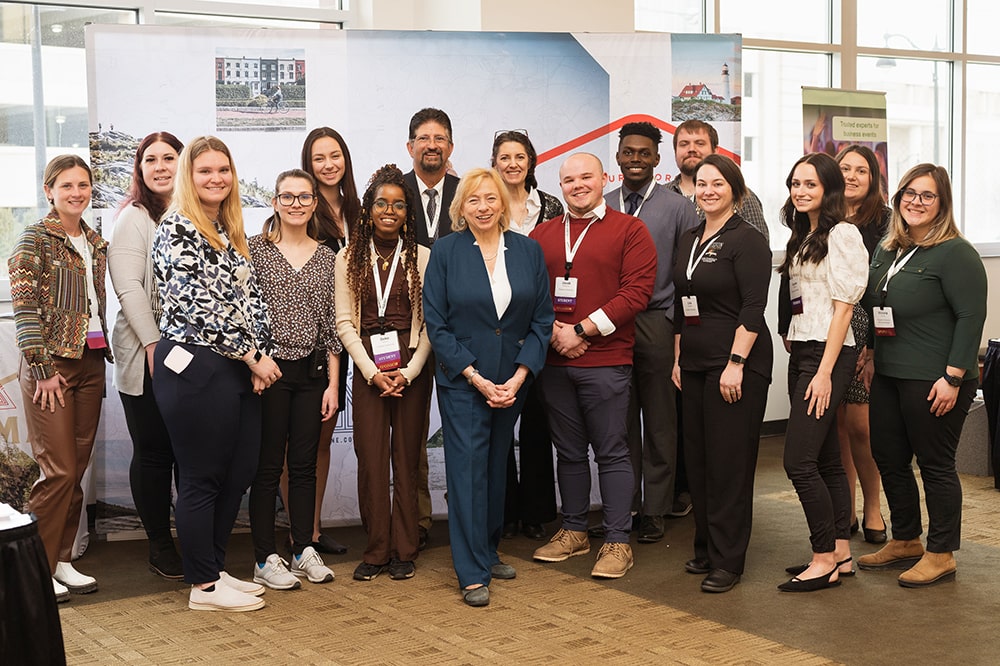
[
  {"x1": 373, "y1": 245, "x2": 394, "y2": 270},
  {"x1": 481, "y1": 251, "x2": 498, "y2": 262}
]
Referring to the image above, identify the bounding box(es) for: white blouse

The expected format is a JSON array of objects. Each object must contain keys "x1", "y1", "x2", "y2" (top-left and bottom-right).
[
  {"x1": 478, "y1": 233, "x2": 511, "y2": 320},
  {"x1": 786, "y1": 222, "x2": 869, "y2": 345}
]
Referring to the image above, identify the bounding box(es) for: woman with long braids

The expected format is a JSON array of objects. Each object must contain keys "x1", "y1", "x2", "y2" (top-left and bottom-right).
[
  {"x1": 334, "y1": 164, "x2": 432, "y2": 583},
  {"x1": 776, "y1": 152, "x2": 868, "y2": 592}
]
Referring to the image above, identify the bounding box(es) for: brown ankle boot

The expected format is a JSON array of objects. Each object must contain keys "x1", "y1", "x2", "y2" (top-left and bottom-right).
[
  {"x1": 898, "y1": 551, "x2": 956, "y2": 588},
  {"x1": 857, "y1": 538, "x2": 924, "y2": 570}
]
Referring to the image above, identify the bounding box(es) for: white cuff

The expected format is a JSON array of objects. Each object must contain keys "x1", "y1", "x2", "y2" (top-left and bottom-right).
[{"x1": 589, "y1": 308, "x2": 616, "y2": 336}]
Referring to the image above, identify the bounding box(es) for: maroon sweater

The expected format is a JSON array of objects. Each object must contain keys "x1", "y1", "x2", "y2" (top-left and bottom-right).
[{"x1": 530, "y1": 206, "x2": 657, "y2": 368}]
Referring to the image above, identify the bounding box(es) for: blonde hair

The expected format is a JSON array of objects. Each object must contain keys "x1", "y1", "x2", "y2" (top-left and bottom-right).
[
  {"x1": 169, "y1": 136, "x2": 249, "y2": 258},
  {"x1": 883, "y1": 163, "x2": 961, "y2": 251},
  {"x1": 449, "y1": 168, "x2": 511, "y2": 233}
]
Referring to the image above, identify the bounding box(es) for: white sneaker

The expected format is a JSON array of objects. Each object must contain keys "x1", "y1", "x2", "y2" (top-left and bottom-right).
[
  {"x1": 54, "y1": 561, "x2": 97, "y2": 594},
  {"x1": 253, "y1": 554, "x2": 301, "y2": 590},
  {"x1": 219, "y1": 570, "x2": 266, "y2": 596},
  {"x1": 52, "y1": 577, "x2": 70, "y2": 603},
  {"x1": 189, "y1": 584, "x2": 265, "y2": 612},
  {"x1": 291, "y1": 546, "x2": 334, "y2": 584}
]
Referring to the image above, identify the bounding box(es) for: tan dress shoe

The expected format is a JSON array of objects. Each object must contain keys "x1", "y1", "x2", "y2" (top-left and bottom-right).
[
  {"x1": 898, "y1": 551, "x2": 956, "y2": 588},
  {"x1": 857, "y1": 538, "x2": 924, "y2": 570}
]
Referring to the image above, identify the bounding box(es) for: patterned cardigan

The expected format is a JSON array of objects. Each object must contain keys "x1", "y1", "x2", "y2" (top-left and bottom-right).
[{"x1": 9, "y1": 213, "x2": 112, "y2": 380}]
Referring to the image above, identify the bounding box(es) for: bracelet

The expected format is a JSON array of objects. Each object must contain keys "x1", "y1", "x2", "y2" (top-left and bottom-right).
[{"x1": 466, "y1": 368, "x2": 480, "y2": 385}]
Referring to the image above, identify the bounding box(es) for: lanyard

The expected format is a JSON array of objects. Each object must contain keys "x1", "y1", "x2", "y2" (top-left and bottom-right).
[
  {"x1": 563, "y1": 216, "x2": 598, "y2": 279},
  {"x1": 371, "y1": 238, "x2": 403, "y2": 319},
  {"x1": 685, "y1": 229, "x2": 724, "y2": 281},
  {"x1": 618, "y1": 180, "x2": 657, "y2": 218},
  {"x1": 880, "y1": 246, "x2": 918, "y2": 303}
]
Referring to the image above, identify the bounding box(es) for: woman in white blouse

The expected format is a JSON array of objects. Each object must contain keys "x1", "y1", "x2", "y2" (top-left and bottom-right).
[{"x1": 775, "y1": 153, "x2": 869, "y2": 592}]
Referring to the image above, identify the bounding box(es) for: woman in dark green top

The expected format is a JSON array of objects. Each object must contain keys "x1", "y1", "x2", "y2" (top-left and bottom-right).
[{"x1": 857, "y1": 164, "x2": 987, "y2": 588}]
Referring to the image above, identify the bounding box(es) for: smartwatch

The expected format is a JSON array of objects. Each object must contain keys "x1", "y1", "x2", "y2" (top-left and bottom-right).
[
  {"x1": 247, "y1": 349, "x2": 263, "y2": 366},
  {"x1": 943, "y1": 373, "x2": 962, "y2": 387},
  {"x1": 729, "y1": 353, "x2": 747, "y2": 365},
  {"x1": 573, "y1": 322, "x2": 588, "y2": 339}
]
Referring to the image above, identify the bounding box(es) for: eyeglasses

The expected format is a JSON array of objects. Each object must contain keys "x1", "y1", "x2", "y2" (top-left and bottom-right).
[
  {"x1": 900, "y1": 188, "x2": 938, "y2": 205},
  {"x1": 494, "y1": 129, "x2": 529, "y2": 140},
  {"x1": 412, "y1": 134, "x2": 451, "y2": 146},
  {"x1": 372, "y1": 199, "x2": 408, "y2": 214},
  {"x1": 276, "y1": 192, "x2": 315, "y2": 206}
]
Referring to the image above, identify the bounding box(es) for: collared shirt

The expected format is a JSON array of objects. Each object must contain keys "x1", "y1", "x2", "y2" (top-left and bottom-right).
[
  {"x1": 606, "y1": 182, "x2": 699, "y2": 313},
  {"x1": 666, "y1": 175, "x2": 770, "y2": 242},
  {"x1": 153, "y1": 212, "x2": 272, "y2": 359}
]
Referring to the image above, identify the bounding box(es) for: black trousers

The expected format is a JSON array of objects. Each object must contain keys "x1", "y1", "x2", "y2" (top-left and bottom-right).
[
  {"x1": 681, "y1": 368, "x2": 769, "y2": 574},
  {"x1": 153, "y1": 340, "x2": 261, "y2": 585},
  {"x1": 250, "y1": 357, "x2": 325, "y2": 562},
  {"x1": 870, "y1": 373, "x2": 976, "y2": 552},
  {"x1": 783, "y1": 341, "x2": 855, "y2": 553},
  {"x1": 504, "y1": 378, "x2": 556, "y2": 526},
  {"x1": 119, "y1": 362, "x2": 176, "y2": 546},
  {"x1": 982, "y1": 339, "x2": 1000, "y2": 489}
]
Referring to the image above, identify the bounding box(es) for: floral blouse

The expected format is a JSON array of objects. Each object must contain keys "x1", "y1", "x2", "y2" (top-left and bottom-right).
[
  {"x1": 152, "y1": 212, "x2": 272, "y2": 359},
  {"x1": 248, "y1": 235, "x2": 342, "y2": 361}
]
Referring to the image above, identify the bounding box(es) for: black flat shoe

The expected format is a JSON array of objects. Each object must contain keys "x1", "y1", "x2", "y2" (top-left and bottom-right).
[
  {"x1": 778, "y1": 567, "x2": 841, "y2": 592},
  {"x1": 312, "y1": 533, "x2": 348, "y2": 555},
  {"x1": 701, "y1": 569, "x2": 740, "y2": 593},
  {"x1": 522, "y1": 523, "x2": 547, "y2": 540},
  {"x1": 685, "y1": 558, "x2": 711, "y2": 574},
  {"x1": 785, "y1": 557, "x2": 855, "y2": 577},
  {"x1": 863, "y1": 514, "x2": 888, "y2": 544},
  {"x1": 502, "y1": 522, "x2": 519, "y2": 539},
  {"x1": 849, "y1": 519, "x2": 859, "y2": 536}
]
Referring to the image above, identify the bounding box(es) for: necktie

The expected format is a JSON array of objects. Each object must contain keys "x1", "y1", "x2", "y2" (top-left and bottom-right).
[
  {"x1": 626, "y1": 191, "x2": 642, "y2": 216},
  {"x1": 425, "y1": 189, "x2": 438, "y2": 232}
]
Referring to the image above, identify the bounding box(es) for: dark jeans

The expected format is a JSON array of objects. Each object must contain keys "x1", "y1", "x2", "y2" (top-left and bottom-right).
[
  {"x1": 783, "y1": 341, "x2": 855, "y2": 553},
  {"x1": 982, "y1": 339, "x2": 1000, "y2": 489},
  {"x1": 249, "y1": 357, "x2": 325, "y2": 562},
  {"x1": 120, "y1": 362, "x2": 177, "y2": 546},
  {"x1": 870, "y1": 373, "x2": 976, "y2": 552},
  {"x1": 504, "y1": 378, "x2": 556, "y2": 526},
  {"x1": 153, "y1": 340, "x2": 261, "y2": 585},
  {"x1": 540, "y1": 365, "x2": 634, "y2": 543}
]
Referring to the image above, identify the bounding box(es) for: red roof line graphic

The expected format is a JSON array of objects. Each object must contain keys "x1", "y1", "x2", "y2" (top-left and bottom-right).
[{"x1": 536, "y1": 113, "x2": 740, "y2": 166}]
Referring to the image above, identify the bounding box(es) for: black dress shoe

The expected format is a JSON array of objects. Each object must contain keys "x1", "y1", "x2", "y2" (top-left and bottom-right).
[
  {"x1": 701, "y1": 569, "x2": 740, "y2": 593},
  {"x1": 778, "y1": 567, "x2": 841, "y2": 592},
  {"x1": 502, "y1": 522, "x2": 519, "y2": 539},
  {"x1": 418, "y1": 526, "x2": 428, "y2": 551},
  {"x1": 522, "y1": 523, "x2": 546, "y2": 540},
  {"x1": 785, "y1": 557, "x2": 855, "y2": 577},
  {"x1": 863, "y1": 514, "x2": 888, "y2": 544},
  {"x1": 637, "y1": 515, "x2": 665, "y2": 544},
  {"x1": 587, "y1": 525, "x2": 606, "y2": 539},
  {"x1": 312, "y1": 533, "x2": 347, "y2": 555},
  {"x1": 684, "y1": 558, "x2": 711, "y2": 574}
]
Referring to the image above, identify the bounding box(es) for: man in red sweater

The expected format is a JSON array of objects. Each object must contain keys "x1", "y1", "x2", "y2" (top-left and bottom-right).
[{"x1": 529, "y1": 153, "x2": 657, "y2": 578}]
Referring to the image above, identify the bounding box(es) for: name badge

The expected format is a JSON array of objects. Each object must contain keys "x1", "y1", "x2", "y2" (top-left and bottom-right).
[
  {"x1": 789, "y1": 276, "x2": 804, "y2": 315},
  {"x1": 873, "y1": 307, "x2": 896, "y2": 337},
  {"x1": 86, "y1": 331, "x2": 108, "y2": 349},
  {"x1": 371, "y1": 331, "x2": 401, "y2": 371},
  {"x1": 554, "y1": 277, "x2": 578, "y2": 313},
  {"x1": 681, "y1": 295, "x2": 701, "y2": 326}
]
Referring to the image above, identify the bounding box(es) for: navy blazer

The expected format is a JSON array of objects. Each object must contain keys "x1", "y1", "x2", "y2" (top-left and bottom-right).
[
  {"x1": 423, "y1": 229, "x2": 553, "y2": 391},
  {"x1": 403, "y1": 170, "x2": 459, "y2": 248}
]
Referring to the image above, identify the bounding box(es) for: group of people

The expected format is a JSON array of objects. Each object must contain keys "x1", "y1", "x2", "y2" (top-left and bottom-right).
[{"x1": 10, "y1": 107, "x2": 986, "y2": 614}]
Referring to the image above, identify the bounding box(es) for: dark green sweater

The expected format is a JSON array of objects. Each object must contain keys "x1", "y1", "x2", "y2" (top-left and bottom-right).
[{"x1": 864, "y1": 237, "x2": 987, "y2": 382}]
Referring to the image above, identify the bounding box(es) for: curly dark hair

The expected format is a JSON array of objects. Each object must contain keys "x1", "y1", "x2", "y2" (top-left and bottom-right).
[
  {"x1": 491, "y1": 130, "x2": 538, "y2": 191},
  {"x1": 345, "y1": 164, "x2": 422, "y2": 322},
  {"x1": 777, "y1": 152, "x2": 846, "y2": 275}
]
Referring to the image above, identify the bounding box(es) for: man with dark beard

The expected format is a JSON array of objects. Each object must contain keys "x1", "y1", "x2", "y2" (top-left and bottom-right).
[
  {"x1": 404, "y1": 108, "x2": 459, "y2": 248},
  {"x1": 666, "y1": 119, "x2": 769, "y2": 241}
]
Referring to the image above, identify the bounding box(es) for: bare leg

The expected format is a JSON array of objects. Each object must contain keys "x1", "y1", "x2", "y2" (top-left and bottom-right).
[{"x1": 845, "y1": 402, "x2": 885, "y2": 531}]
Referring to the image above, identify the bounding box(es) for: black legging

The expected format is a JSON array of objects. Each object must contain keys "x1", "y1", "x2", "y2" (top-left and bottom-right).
[{"x1": 982, "y1": 339, "x2": 1000, "y2": 489}]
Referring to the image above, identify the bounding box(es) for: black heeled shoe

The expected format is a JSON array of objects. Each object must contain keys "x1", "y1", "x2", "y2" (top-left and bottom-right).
[
  {"x1": 863, "y1": 514, "x2": 888, "y2": 544},
  {"x1": 778, "y1": 567, "x2": 841, "y2": 592},
  {"x1": 849, "y1": 518, "x2": 859, "y2": 536},
  {"x1": 785, "y1": 556, "x2": 855, "y2": 577}
]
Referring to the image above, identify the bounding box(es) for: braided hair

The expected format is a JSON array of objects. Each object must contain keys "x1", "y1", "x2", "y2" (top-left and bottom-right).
[{"x1": 345, "y1": 164, "x2": 422, "y2": 322}]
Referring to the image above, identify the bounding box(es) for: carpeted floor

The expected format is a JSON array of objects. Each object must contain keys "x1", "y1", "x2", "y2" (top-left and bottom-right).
[{"x1": 55, "y1": 436, "x2": 1000, "y2": 665}]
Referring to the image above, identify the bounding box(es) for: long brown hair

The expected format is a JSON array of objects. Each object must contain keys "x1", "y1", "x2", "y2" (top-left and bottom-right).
[
  {"x1": 123, "y1": 131, "x2": 184, "y2": 222},
  {"x1": 883, "y1": 163, "x2": 960, "y2": 251},
  {"x1": 300, "y1": 127, "x2": 360, "y2": 244},
  {"x1": 345, "y1": 164, "x2": 422, "y2": 321},
  {"x1": 260, "y1": 169, "x2": 318, "y2": 242},
  {"x1": 777, "y1": 152, "x2": 846, "y2": 275},
  {"x1": 835, "y1": 144, "x2": 885, "y2": 228}
]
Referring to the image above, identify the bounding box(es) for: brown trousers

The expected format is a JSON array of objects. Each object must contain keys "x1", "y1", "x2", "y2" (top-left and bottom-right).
[
  {"x1": 20, "y1": 348, "x2": 105, "y2": 573},
  {"x1": 352, "y1": 331, "x2": 432, "y2": 564}
]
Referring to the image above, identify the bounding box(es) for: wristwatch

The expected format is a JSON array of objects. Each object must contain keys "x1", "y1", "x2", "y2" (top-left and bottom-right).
[
  {"x1": 573, "y1": 322, "x2": 588, "y2": 339},
  {"x1": 246, "y1": 349, "x2": 263, "y2": 366},
  {"x1": 729, "y1": 353, "x2": 747, "y2": 365},
  {"x1": 466, "y1": 368, "x2": 481, "y2": 385},
  {"x1": 943, "y1": 373, "x2": 962, "y2": 387}
]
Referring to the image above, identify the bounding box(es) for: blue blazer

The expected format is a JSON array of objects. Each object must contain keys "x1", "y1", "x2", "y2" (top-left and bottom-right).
[{"x1": 423, "y1": 229, "x2": 553, "y2": 391}]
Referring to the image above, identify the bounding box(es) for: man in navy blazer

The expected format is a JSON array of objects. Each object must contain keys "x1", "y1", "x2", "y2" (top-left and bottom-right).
[{"x1": 403, "y1": 107, "x2": 459, "y2": 248}]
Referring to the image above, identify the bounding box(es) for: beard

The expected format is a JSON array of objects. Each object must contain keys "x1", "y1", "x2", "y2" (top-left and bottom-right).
[{"x1": 679, "y1": 156, "x2": 701, "y2": 177}]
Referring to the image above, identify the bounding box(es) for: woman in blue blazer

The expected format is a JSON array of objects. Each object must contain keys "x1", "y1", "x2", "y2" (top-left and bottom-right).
[{"x1": 423, "y1": 167, "x2": 554, "y2": 607}]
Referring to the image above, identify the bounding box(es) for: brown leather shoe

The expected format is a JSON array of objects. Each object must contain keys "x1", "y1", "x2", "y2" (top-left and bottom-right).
[
  {"x1": 532, "y1": 528, "x2": 590, "y2": 562},
  {"x1": 898, "y1": 551, "x2": 956, "y2": 588},
  {"x1": 857, "y1": 538, "x2": 924, "y2": 570},
  {"x1": 591, "y1": 542, "x2": 634, "y2": 579}
]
